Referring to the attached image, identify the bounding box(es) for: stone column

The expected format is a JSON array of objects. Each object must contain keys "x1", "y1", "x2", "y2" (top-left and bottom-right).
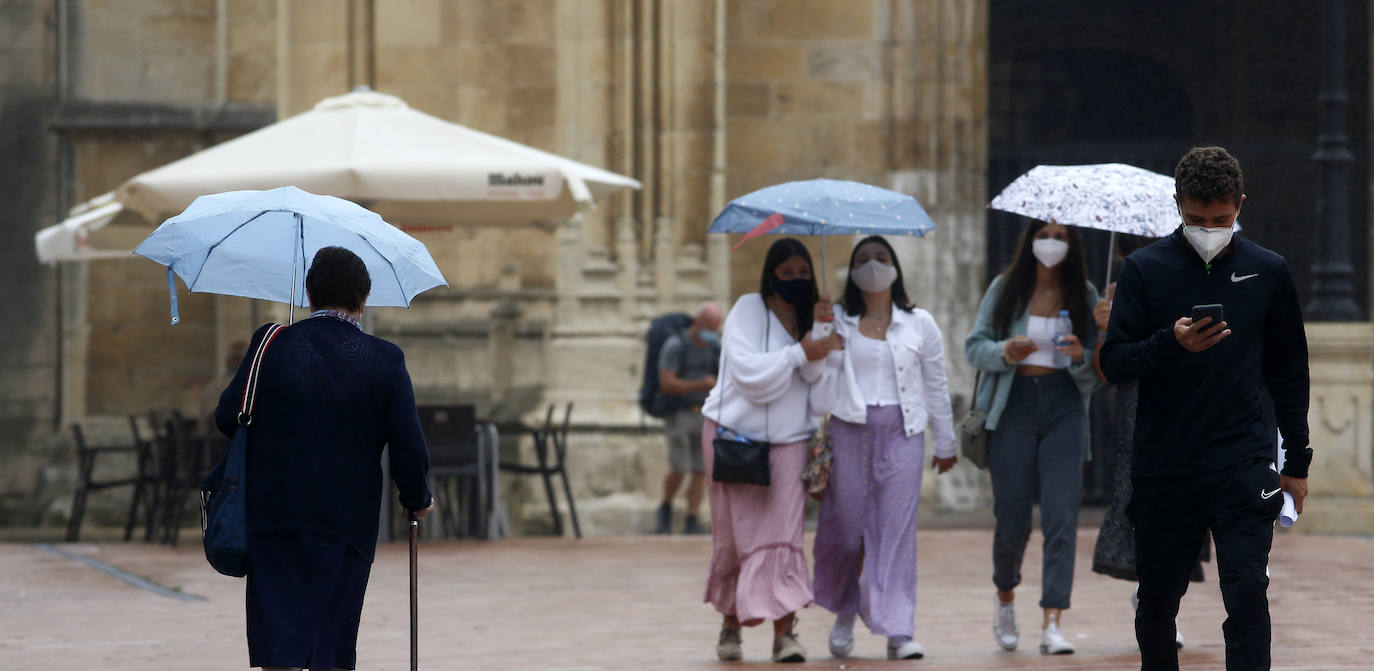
[
  {"x1": 1292, "y1": 323, "x2": 1374, "y2": 534},
  {"x1": 653, "y1": 216, "x2": 677, "y2": 301},
  {"x1": 555, "y1": 214, "x2": 585, "y2": 327},
  {"x1": 488, "y1": 298, "x2": 525, "y2": 420},
  {"x1": 615, "y1": 216, "x2": 640, "y2": 320},
  {"x1": 58, "y1": 262, "x2": 90, "y2": 424}
]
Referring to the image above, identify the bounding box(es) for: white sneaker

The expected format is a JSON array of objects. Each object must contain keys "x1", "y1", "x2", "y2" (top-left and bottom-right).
[
  {"x1": 717, "y1": 626, "x2": 743, "y2": 662},
  {"x1": 1133, "y1": 586, "x2": 1184, "y2": 649},
  {"x1": 887, "y1": 636, "x2": 925, "y2": 660},
  {"x1": 772, "y1": 632, "x2": 806, "y2": 663},
  {"x1": 993, "y1": 596, "x2": 1019, "y2": 651},
  {"x1": 1040, "y1": 621, "x2": 1076, "y2": 655},
  {"x1": 828, "y1": 614, "x2": 855, "y2": 658}
]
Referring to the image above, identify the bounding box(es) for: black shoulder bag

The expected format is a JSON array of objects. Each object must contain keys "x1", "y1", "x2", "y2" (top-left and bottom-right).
[
  {"x1": 711, "y1": 298, "x2": 773, "y2": 486},
  {"x1": 200, "y1": 323, "x2": 284, "y2": 577}
]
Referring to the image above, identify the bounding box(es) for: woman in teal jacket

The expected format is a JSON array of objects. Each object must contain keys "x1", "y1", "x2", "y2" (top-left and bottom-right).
[{"x1": 964, "y1": 221, "x2": 1099, "y2": 656}]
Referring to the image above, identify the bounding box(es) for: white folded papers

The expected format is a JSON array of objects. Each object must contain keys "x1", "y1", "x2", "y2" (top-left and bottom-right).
[{"x1": 1279, "y1": 491, "x2": 1298, "y2": 528}]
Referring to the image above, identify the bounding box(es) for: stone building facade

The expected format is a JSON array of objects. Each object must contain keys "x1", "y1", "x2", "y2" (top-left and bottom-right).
[{"x1": 3, "y1": 0, "x2": 1371, "y2": 534}]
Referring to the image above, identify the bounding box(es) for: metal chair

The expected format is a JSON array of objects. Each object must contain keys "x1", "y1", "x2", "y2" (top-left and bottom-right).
[
  {"x1": 499, "y1": 402, "x2": 581, "y2": 538},
  {"x1": 65, "y1": 416, "x2": 149, "y2": 542},
  {"x1": 142, "y1": 410, "x2": 204, "y2": 546},
  {"x1": 416, "y1": 405, "x2": 497, "y2": 540}
]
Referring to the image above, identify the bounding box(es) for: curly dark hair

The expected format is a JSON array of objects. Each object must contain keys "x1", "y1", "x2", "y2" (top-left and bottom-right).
[
  {"x1": 306, "y1": 246, "x2": 371, "y2": 312},
  {"x1": 1175, "y1": 146, "x2": 1244, "y2": 205},
  {"x1": 758, "y1": 237, "x2": 818, "y2": 337},
  {"x1": 842, "y1": 235, "x2": 914, "y2": 317}
]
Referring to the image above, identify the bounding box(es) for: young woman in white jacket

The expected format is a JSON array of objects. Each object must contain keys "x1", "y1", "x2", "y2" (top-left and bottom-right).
[
  {"x1": 700, "y1": 237, "x2": 843, "y2": 663},
  {"x1": 810, "y1": 235, "x2": 958, "y2": 661}
]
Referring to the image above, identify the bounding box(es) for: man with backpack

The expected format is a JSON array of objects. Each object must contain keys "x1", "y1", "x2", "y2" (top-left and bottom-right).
[{"x1": 644, "y1": 302, "x2": 723, "y2": 534}]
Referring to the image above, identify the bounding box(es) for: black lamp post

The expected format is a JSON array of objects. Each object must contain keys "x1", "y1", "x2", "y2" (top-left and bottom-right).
[{"x1": 1308, "y1": 0, "x2": 1362, "y2": 320}]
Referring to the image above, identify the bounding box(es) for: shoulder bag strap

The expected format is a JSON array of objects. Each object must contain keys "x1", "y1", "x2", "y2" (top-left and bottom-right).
[
  {"x1": 713, "y1": 296, "x2": 773, "y2": 440},
  {"x1": 237, "y1": 323, "x2": 286, "y2": 427}
]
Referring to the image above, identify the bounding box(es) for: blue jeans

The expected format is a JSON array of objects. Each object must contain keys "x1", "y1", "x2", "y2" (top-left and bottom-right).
[{"x1": 987, "y1": 371, "x2": 1084, "y2": 610}]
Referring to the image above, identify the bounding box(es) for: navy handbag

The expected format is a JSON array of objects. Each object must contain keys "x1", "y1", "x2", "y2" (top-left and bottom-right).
[{"x1": 200, "y1": 323, "x2": 284, "y2": 577}]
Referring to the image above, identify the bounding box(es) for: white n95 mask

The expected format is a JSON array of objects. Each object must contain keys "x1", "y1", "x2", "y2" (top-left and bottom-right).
[
  {"x1": 1182, "y1": 225, "x2": 1234, "y2": 263},
  {"x1": 1032, "y1": 238, "x2": 1069, "y2": 268},
  {"x1": 851, "y1": 259, "x2": 898, "y2": 293}
]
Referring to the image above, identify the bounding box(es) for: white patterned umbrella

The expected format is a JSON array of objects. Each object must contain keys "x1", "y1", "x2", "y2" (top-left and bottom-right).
[
  {"x1": 989, "y1": 163, "x2": 1195, "y2": 285},
  {"x1": 988, "y1": 163, "x2": 1180, "y2": 237}
]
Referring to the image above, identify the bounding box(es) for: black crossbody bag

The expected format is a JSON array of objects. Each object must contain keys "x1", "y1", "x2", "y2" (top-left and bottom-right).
[{"x1": 711, "y1": 298, "x2": 774, "y2": 486}]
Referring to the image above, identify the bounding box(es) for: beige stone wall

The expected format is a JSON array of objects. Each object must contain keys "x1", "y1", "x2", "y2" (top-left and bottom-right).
[
  {"x1": 64, "y1": 0, "x2": 279, "y2": 423},
  {"x1": 0, "y1": 0, "x2": 60, "y2": 518},
  {"x1": 720, "y1": 0, "x2": 991, "y2": 510},
  {"x1": 29, "y1": 0, "x2": 993, "y2": 532}
]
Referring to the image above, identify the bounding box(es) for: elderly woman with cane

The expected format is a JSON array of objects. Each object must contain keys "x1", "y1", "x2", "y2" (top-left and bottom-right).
[{"x1": 215, "y1": 246, "x2": 434, "y2": 671}]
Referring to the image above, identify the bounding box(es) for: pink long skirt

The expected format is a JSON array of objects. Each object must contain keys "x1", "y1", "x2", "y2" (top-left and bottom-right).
[{"x1": 701, "y1": 419, "x2": 813, "y2": 627}]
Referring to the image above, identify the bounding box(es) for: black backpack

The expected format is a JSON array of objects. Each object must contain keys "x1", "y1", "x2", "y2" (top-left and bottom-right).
[{"x1": 639, "y1": 312, "x2": 694, "y2": 419}]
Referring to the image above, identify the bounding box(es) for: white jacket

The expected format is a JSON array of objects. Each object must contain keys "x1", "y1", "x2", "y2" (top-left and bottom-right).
[
  {"x1": 701, "y1": 294, "x2": 842, "y2": 445},
  {"x1": 820, "y1": 303, "x2": 957, "y2": 458}
]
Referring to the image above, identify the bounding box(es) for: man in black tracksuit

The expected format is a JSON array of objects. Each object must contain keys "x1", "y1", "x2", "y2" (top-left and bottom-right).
[{"x1": 1100, "y1": 147, "x2": 1311, "y2": 671}]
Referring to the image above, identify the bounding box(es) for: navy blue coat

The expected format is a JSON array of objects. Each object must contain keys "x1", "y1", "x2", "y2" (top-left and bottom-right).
[{"x1": 215, "y1": 317, "x2": 431, "y2": 562}]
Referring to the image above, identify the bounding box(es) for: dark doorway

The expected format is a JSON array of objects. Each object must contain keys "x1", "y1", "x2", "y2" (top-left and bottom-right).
[{"x1": 988, "y1": 0, "x2": 1370, "y2": 503}]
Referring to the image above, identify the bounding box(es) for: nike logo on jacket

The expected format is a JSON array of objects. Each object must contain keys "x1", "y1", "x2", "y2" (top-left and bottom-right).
[{"x1": 1099, "y1": 228, "x2": 1311, "y2": 478}]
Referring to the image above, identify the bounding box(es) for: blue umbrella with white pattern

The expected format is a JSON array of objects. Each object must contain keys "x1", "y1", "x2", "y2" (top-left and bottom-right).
[{"x1": 708, "y1": 178, "x2": 937, "y2": 282}]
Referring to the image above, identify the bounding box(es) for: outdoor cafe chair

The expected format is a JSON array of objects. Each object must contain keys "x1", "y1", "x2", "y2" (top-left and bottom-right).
[
  {"x1": 499, "y1": 402, "x2": 581, "y2": 539},
  {"x1": 138, "y1": 409, "x2": 205, "y2": 546},
  {"x1": 416, "y1": 404, "x2": 499, "y2": 540},
  {"x1": 156, "y1": 411, "x2": 208, "y2": 546},
  {"x1": 66, "y1": 416, "x2": 151, "y2": 542}
]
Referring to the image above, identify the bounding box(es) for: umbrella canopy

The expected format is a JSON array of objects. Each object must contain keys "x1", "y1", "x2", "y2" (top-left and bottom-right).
[
  {"x1": 133, "y1": 186, "x2": 447, "y2": 324},
  {"x1": 710, "y1": 178, "x2": 937, "y2": 243},
  {"x1": 987, "y1": 163, "x2": 1179, "y2": 237},
  {"x1": 37, "y1": 89, "x2": 642, "y2": 264},
  {"x1": 33, "y1": 192, "x2": 127, "y2": 263},
  {"x1": 119, "y1": 90, "x2": 640, "y2": 224},
  {"x1": 709, "y1": 178, "x2": 937, "y2": 300}
]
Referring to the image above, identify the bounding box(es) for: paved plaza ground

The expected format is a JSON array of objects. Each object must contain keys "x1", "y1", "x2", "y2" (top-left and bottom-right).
[{"x1": 2, "y1": 527, "x2": 1371, "y2": 670}]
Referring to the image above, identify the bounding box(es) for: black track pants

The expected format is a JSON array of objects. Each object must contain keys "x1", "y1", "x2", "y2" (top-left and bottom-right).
[{"x1": 1129, "y1": 457, "x2": 1284, "y2": 671}]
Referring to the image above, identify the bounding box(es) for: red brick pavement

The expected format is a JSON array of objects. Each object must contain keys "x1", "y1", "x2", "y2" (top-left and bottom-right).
[{"x1": 2, "y1": 528, "x2": 1371, "y2": 670}]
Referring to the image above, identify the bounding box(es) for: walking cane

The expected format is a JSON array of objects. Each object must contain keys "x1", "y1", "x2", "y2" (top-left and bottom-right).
[{"x1": 409, "y1": 513, "x2": 419, "y2": 671}]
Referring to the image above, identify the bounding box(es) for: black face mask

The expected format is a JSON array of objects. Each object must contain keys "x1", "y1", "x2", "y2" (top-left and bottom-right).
[{"x1": 770, "y1": 277, "x2": 815, "y2": 308}]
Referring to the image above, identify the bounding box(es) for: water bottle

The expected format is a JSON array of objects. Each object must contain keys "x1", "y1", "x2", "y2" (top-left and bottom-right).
[{"x1": 1053, "y1": 309, "x2": 1073, "y2": 368}]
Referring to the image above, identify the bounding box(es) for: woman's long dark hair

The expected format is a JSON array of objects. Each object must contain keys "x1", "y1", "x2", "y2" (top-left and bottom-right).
[
  {"x1": 758, "y1": 237, "x2": 818, "y2": 337},
  {"x1": 842, "y1": 235, "x2": 915, "y2": 317},
  {"x1": 991, "y1": 220, "x2": 1093, "y2": 341}
]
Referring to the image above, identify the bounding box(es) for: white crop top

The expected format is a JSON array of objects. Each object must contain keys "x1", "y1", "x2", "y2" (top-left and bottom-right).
[
  {"x1": 850, "y1": 333, "x2": 901, "y2": 406},
  {"x1": 1020, "y1": 315, "x2": 1065, "y2": 369}
]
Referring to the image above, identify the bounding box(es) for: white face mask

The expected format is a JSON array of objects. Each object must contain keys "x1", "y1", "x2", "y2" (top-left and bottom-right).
[
  {"x1": 1182, "y1": 224, "x2": 1234, "y2": 263},
  {"x1": 1032, "y1": 238, "x2": 1069, "y2": 268},
  {"x1": 851, "y1": 259, "x2": 898, "y2": 293}
]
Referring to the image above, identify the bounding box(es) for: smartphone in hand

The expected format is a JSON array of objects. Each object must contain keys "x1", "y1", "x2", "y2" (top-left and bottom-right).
[{"x1": 1191, "y1": 303, "x2": 1224, "y2": 328}]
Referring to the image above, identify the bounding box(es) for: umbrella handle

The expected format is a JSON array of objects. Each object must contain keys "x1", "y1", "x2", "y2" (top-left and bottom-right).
[{"x1": 166, "y1": 268, "x2": 181, "y2": 326}]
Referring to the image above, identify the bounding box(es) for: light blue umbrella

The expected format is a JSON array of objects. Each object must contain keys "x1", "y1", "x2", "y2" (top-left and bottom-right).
[
  {"x1": 133, "y1": 186, "x2": 447, "y2": 324},
  {"x1": 708, "y1": 178, "x2": 937, "y2": 275}
]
